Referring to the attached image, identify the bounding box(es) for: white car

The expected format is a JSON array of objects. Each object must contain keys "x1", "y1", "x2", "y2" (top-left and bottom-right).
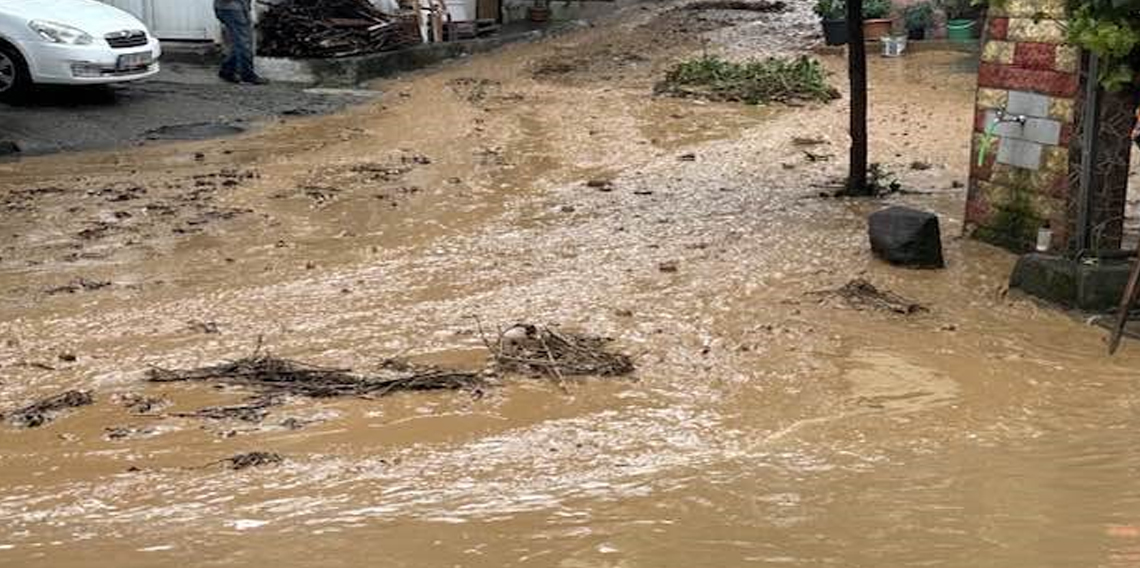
[{"x1": 0, "y1": 0, "x2": 161, "y2": 101}]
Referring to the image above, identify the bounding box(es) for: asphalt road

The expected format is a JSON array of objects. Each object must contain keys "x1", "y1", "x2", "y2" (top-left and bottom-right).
[{"x1": 0, "y1": 62, "x2": 379, "y2": 157}]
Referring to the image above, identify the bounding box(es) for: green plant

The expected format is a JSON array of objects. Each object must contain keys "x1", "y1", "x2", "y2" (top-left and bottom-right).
[
  {"x1": 862, "y1": 0, "x2": 892, "y2": 19},
  {"x1": 868, "y1": 163, "x2": 901, "y2": 194},
  {"x1": 972, "y1": 0, "x2": 1140, "y2": 90},
  {"x1": 659, "y1": 55, "x2": 840, "y2": 105},
  {"x1": 940, "y1": 0, "x2": 980, "y2": 19},
  {"x1": 814, "y1": 0, "x2": 846, "y2": 19},
  {"x1": 1068, "y1": 2, "x2": 1140, "y2": 91},
  {"x1": 903, "y1": 1, "x2": 934, "y2": 31},
  {"x1": 986, "y1": 186, "x2": 1040, "y2": 251}
]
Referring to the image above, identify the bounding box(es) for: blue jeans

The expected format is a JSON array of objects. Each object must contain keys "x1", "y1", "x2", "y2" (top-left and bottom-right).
[{"x1": 216, "y1": 7, "x2": 254, "y2": 80}]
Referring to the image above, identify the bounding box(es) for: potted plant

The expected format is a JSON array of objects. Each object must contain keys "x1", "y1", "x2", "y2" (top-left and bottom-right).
[
  {"x1": 902, "y1": 1, "x2": 933, "y2": 40},
  {"x1": 942, "y1": 0, "x2": 981, "y2": 40},
  {"x1": 528, "y1": 0, "x2": 551, "y2": 22},
  {"x1": 814, "y1": 0, "x2": 847, "y2": 46},
  {"x1": 861, "y1": 0, "x2": 893, "y2": 41}
]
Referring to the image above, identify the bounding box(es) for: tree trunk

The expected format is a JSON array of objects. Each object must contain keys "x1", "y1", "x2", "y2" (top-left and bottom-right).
[{"x1": 845, "y1": 0, "x2": 869, "y2": 196}]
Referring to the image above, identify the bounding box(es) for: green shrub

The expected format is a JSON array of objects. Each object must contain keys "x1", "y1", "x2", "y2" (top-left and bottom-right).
[
  {"x1": 659, "y1": 55, "x2": 839, "y2": 105},
  {"x1": 814, "y1": 0, "x2": 846, "y2": 19},
  {"x1": 903, "y1": 1, "x2": 934, "y2": 31},
  {"x1": 862, "y1": 0, "x2": 892, "y2": 19}
]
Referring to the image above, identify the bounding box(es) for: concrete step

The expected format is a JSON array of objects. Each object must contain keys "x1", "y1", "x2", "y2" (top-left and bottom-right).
[{"x1": 160, "y1": 41, "x2": 223, "y2": 66}]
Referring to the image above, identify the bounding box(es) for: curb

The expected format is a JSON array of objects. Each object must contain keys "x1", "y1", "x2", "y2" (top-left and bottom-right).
[{"x1": 255, "y1": 22, "x2": 581, "y2": 86}]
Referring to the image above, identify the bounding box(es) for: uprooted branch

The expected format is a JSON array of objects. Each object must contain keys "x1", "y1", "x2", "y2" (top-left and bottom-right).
[{"x1": 147, "y1": 354, "x2": 484, "y2": 399}]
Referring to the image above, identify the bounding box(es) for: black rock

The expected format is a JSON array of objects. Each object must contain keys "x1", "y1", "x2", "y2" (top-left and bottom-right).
[
  {"x1": 0, "y1": 140, "x2": 20, "y2": 156},
  {"x1": 868, "y1": 206, "x2": 944, "y2": 269}
]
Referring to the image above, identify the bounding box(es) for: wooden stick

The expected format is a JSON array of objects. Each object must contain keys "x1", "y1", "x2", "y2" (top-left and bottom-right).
[{"x1": 1109, "y1": 256, "x2": 1140, "y2": 354}]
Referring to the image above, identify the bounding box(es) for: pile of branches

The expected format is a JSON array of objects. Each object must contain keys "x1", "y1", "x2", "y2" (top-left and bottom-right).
[
  {"x1": 146, "y1": 324, "x2": 633, "y2": 422},
  {"x1": 684, "y1": 0, "x2": 786, "y2": 11},
  {"x1": 223, "y1": 451, "x2": 284, "y2": 470},
  {"x1": 812, "y1": 279, "x2": 928, "y2": 315},
  {"x1": 147, "y1": 354, "x2": 483, "y2": 398},
  {"x1": 487, "y1": 324, "x2": 635, "y2": 379},
  {"x1": 3, "y1": 390, "x2": 93, "y2": 428},
  {"x1": 258, "y1": 0, "x2": 420, "y2": 58}
]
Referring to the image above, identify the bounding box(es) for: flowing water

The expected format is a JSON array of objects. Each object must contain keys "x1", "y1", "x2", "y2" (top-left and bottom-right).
[{"x1": 3, "y1": 3, "x2": 1140, "y2": 567}]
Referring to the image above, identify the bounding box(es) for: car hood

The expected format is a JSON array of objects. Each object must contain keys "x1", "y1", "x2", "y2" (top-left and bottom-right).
[{"x1": 0, "y1": 0, "x2": 147, "y2": 36}]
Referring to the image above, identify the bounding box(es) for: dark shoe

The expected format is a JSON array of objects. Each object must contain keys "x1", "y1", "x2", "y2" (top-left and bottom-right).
[
  {"x1": 242, "y1": 75, "x2": 270, "y2": 85},
  {"x1": 218, "y1": 71, "x2": 240, "y2": 84}
]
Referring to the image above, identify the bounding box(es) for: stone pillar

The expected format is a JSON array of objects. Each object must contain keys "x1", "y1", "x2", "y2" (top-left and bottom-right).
[{"x1": 965, "y1": 0, "x2": 1079, "y2": 251}]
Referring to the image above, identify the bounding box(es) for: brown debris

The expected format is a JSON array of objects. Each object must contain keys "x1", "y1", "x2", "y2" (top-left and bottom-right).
[
  {"x1": 3, "y1": 390, "x2": 94, "y2": 428},
  {"x1": 172, "y1": 396, "x2": 281, "y2": 423},
  {"x1": 147, "y1": 353, "x2": 483, "y2": 399},
  {"x1": 224, "y1": 451, "x2": 284, "y2": 471},
  {"x1": 486, "y1": 324, "x2": 635, "y2": 379},
  {"x1": 813, "y1": 279, "x2": 928, "y2": 315},
  {"x1": 448, "y1": 77, "x2": 503, "y2": 103},
  {"x1": 115, "y1": 393, "x2": 171, "y2": 415},
  {"x1": 104, "y1": 424, "x2": 157, "y2": 441},
  {"x1": 684, "y1": 0, "x2": 786, "y2": 10},
  {"x1": 586, "y1": 179, "x2": 614, "y2": 192},
  {"x1": 45, "y1": 278, "x2": 111, "y2": 295}
]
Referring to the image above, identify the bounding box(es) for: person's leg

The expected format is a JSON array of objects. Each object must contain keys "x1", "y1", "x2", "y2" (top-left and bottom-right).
[
  {"x1": 215, "y1": 8, "x2": 240, "y2": 81},
  {"x1": 227, "y1": 10, "x2": 256, "y2": 81}
]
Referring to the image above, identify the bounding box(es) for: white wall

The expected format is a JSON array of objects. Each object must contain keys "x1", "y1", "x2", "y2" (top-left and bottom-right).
[
  {"x1": 100, "y1": 0, "x2": 221, "y2": 41},
  {"x1": 500, "y1": 0, "x2": 614, "y2": 23}
]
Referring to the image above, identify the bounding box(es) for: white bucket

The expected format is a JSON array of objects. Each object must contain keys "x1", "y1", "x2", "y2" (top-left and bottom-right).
[{"x1": 881, "y1": 36, "x2": 907, "y2": 57}]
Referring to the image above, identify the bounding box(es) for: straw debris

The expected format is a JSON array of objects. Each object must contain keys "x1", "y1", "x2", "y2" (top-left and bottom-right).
[
  {"x1": 486, "y1": 324, "x2": 635, "y2": 379},
  {"x1": 813, "y1": 279, "x2": 928, "y2": 315}
]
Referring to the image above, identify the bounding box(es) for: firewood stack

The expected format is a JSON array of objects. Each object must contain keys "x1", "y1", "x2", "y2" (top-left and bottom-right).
[{"x1": 258, "y1": 0, "x2": 421, "y2": 58}]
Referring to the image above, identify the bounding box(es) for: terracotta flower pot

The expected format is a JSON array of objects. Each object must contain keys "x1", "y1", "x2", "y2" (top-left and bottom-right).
[
  {"x1": 862, "y1": 18, "x2": 893, "y2": 41},
  {"x1": 528, "y1": 6, "x2": 551, "y2": 22}
]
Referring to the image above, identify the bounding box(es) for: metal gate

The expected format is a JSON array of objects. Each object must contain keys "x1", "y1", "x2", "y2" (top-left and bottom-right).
[{"x1": 101, "y1": 0, "x2": 221, "y2": 41}]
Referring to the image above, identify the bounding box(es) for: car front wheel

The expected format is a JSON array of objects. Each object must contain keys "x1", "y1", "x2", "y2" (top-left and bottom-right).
[{"x1": 0, "y1": 44, "x2": 30, "y2": 103}]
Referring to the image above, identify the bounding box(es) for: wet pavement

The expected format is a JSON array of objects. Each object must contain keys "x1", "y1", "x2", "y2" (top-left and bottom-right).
[
  {"x1": 0, "y1": 63, "x2": 377, "y2": 156},
  {"x1": 5, "y1": 1, "x2": 1140, "y2": 567}
]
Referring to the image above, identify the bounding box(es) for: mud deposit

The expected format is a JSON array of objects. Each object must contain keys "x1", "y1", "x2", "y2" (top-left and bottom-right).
[{"x1": 4, "y1": 1, "x2": 1140, "y2": 567}]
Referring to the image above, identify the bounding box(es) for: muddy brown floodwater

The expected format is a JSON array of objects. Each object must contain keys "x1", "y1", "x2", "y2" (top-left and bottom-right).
[{"x1": 5, "y1": 1, "x2": 1140, "y2": 567}]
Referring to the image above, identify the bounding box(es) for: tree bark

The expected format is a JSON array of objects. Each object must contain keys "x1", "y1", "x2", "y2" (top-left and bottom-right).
[{"x1": 845, "y1": 0, "x2": 869, "y2": 196}]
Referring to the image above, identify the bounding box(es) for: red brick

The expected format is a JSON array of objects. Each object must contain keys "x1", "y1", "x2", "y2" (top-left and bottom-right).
[
  {"x1": 966, "y1": 191, "x2": 992, "y2": 225},
  {"x1": 977, "y1": 62, "x2": 1004, "y2": 89},
  {"x1": 1050, "y1": 72, "x2": 1080, "y2": 97},
  {"x1": 1049, "y1": 171, "x2": 1072, "y2": 199},
  {"x1": 1058, "y1": 122, "x2": 1073, "y2": 146},
  {"x1": 1014, "y1": 43, "x2": 1057, "y2": 71},
  {"x1": 975, "y1": 108, "x2": 989, "y2": 132},
  {"x1": 989, "y1": 17, "x2": 1009, "y2": 40},
  {"x1": 999, "y1": 66, "x2": 1078, "y2": 97}
]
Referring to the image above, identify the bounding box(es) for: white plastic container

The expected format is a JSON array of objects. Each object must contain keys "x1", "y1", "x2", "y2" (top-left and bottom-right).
[
  {"x1": 1036, "y1": 224, "x2": 1052, "y2": 252},
  {"x1": 881, "y1": 36, "x2": 907, "y2": 57}
]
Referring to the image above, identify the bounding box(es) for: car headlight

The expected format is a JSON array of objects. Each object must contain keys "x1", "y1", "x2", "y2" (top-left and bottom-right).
[{"x1": 29, "y1": 20, "x2": 94, "y2": 45}]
